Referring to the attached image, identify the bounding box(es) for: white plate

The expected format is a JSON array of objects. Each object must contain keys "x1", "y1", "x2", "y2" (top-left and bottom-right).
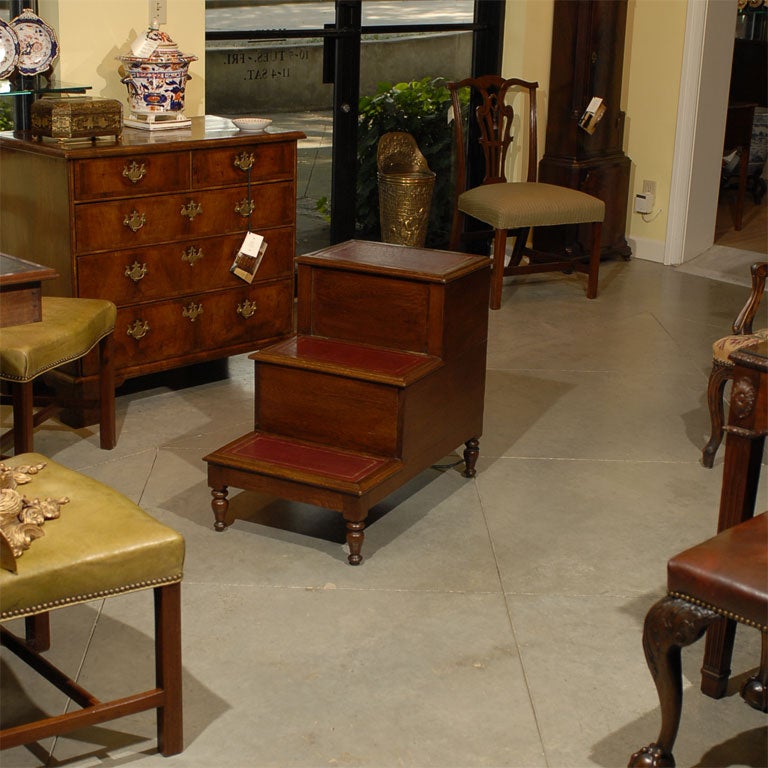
[
  {"x1": 0, "y1": 19, "x2": 20, "y2": 80},
  {"x1": 11, "y1": 9, "x2": 59, "y2": 77}
]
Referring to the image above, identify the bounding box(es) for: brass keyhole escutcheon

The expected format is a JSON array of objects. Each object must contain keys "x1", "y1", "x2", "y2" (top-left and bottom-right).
[
  {"x1": 182, "y1": 302, "x2": 203, "y2": 322},
  {"x1": 123, "y1": 210, "x2": 146, "y2": 232},
  {"x1": 127, "y1": 319, "x2": 150, "y2": 339},
  {"x1": 122, "y1": 160, "x2": 147, "y2": 184},
  {"x1": 181, "y1": 201, "x2": 203, "y2": 220},
  {"x1": 234, "y1": 152, "x2": 255, "y2": 171},
  {"x1": 181, "y1": 246, "x2": 203, "y2": 267},
  {"x1": 124, "y1": 261, "x2": 148, "y2": 282},
  {"x1": 236, "y1": 299, "x2": 257, "y2": 319},
  {"x1": 235, "y1": 199, "x2": 256, "y2": 217}
]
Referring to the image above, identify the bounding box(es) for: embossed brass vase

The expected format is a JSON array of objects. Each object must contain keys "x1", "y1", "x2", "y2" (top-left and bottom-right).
[{"x1": 377, "y1": 132, "x2": 436, "y2": 248}]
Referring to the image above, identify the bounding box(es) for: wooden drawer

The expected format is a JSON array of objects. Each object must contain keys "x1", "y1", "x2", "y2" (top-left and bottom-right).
[
  {"x1": 74, "y1": 181, "x2": 296, "y2": 253},
  {"x1": 112, "y1": 279, "x2": 294, "y2": 374},
  {"x1": 72, "y1": 152, "x2": 190, "y2": 201},
  {"x1": 192, "y1": 142, "x2": 296, "y2": 187},
  {"x1": 76, "y1": 228, "x2": 295, "y2": 305}
]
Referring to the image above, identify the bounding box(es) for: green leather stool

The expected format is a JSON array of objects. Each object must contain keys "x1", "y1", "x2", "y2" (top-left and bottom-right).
[
  {"x1": 0, "y1": 297, "x2": 117, "y2": 454},
  {"x1": 0, "y1": 453, "x2": 185, "y2": 757}
]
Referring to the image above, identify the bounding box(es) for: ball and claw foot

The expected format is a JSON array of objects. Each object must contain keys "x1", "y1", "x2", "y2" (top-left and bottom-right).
[
  {"x1": 742, "y1": 674, "x2": 768, "y2": 712},
  {"x1": 628, "y1": 744, "x2": 675, "y2": 768}
]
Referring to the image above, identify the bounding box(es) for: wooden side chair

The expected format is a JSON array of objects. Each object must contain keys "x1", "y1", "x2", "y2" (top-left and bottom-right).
[
  {"x1": 447, "y1": 75, "x2": 605, "y2": 309},
  {"x1": 0, "y1": 296, "x2": 117, "y2": 455},
  {"x1": 702, "y1": 261, "x2": 768, "y2": 468},
  {"x1": 628, "y1": 511, "x2": 768, "y2": 768},
  {"x1": 0, "y1": 452, "x2": 185, "y2": 758}
]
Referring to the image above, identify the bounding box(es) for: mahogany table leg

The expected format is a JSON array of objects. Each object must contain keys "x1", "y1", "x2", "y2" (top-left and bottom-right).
[
  {"x1": 462, "y1": 437, "x2": 479, "y2": 478},
  {"x1": 211, "y1": 486, "x2": 229, "y2": 532},
  {"x1": 345, "y1": 519, "x2": 365, "y2": 565},
  {"x1": 629, "y1": 595, "x2": 719, "y2": 768}
]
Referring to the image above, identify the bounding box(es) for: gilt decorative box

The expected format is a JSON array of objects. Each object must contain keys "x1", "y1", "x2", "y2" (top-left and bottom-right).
[{"x1": 30, "y1": 96, "x2": 122, "y2": 141}]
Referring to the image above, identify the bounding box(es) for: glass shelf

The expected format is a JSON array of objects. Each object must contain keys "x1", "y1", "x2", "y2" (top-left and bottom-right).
[{"x1": 0, "y1": 79, "x2": 91, "y2": 97}]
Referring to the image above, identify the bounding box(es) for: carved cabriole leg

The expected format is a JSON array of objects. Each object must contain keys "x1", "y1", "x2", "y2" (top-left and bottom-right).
[
  {"x1": 702, "y1": 362, "x2": 732, "y2": 468},
  {"x1": 463, "y1": 437, "x2": 479, "y2": 478},
  {"x1": 741, "y1": 631, "x2": 768, "y2": 712},
  {"x1": 211, "y1": 487, "x2": 229, "y2": 531},
  {"x1": 628, "y1": 595, "x2": 720, "y2": 768},
  {"x1": 345, "y1": 519, "x2": 365, "y2": 565}
]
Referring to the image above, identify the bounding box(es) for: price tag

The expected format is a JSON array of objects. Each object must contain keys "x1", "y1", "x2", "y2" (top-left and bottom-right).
[
  {"x1": 131, "y1": 31, "x2": 160, "y2": 58},
  {"x1": 230, "y1": 232, "x2": 267, "y2": 284}
]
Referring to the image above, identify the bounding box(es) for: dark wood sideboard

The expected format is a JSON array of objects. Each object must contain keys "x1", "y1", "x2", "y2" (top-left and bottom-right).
[{"x1": 0, "y1": 116, "x2": 305, "y2": 401}]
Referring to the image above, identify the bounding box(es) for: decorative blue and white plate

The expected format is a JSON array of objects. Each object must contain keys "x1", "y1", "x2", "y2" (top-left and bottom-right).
[
  {"x1": 11, "y1": 9, "x2": 58, "y2": 77},
  {"x1": 0, "y1": 19, "x2": 20, "y2": 80}
]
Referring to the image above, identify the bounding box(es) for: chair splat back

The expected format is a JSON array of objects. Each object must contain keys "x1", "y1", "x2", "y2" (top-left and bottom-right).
[{"x1": 449, "y1": 75, "x2": 539, "y2": 192}]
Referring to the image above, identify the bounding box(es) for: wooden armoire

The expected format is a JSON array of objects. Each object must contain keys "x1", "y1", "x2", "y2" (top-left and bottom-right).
[{"x1": 535, "y1": 0, "x2": 632, "y2": 260}]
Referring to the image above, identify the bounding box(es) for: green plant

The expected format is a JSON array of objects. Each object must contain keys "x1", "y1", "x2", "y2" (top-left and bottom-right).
[
  {"x1": 356, "y1": 76, "x2": 466, "y2": 249},
  {"x1": 0, "y1": 100, "x2": 13, "y2": 132}
]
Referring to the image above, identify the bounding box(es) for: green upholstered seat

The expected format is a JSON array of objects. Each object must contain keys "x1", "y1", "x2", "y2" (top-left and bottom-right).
[
  {"x1": 459, "y1": 182, "x2": 605, "y2": 231},
  {"x1": 0, "y1": 453, "x2": 185, "y2": 758},
  {"x1": 0, "y1": 453, "x2": 184, "y2": 620},
  {"x1": 0, "y1": 297, "x2": 116, "y2": 383}
]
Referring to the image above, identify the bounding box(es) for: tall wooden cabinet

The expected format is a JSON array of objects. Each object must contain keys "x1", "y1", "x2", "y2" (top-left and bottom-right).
[
  {"x1": 0, "y1": 116, "x2": 304, "y2": 391},
  {"x1": 536, "y1": 0, "x2": 632, "y2": 260}
]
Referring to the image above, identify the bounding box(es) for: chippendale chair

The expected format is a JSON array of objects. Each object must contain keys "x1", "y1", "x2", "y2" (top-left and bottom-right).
[
  {"x1": 702, "y1": 261, "x2": 767, "y2": 468},
  {"x1": 447, "y1": 75, "x2": 605, "y2": 309},
  {"x1": 628, "y1": 512, "x2": 767, "y2": 767}
]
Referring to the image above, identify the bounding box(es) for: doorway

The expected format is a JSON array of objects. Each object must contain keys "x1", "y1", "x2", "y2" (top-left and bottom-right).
[{"x1": 205, "y1": 0, "x2": 504, "y2": 251}]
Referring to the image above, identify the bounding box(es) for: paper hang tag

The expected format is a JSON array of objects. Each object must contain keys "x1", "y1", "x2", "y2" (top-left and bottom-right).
[
  {"x1": 131, "y1": 31, "x2": 160, "y2": 58},
  {"x1": 578, "y1": 97, "x2": 606, "y2": 135},
  {"x1": 231, "y1": 231, "x2": 268, "y2": 284}
]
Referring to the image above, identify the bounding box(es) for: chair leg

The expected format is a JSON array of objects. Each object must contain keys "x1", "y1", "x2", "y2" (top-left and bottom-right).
[
  {"x1": 98, "y1": 333, "x2": 116, "y2": 450},
  {"x1": 12, "y1": 381, "x2": 35, "y2": 455},
  {"x1": 741, "y1": 631, "x2": 768, "y2": 712},
  {"x1": 628, "y1": 595, "x2": 720, "y2": 768},
  {"x1": 490, "y1": 228, "x2": 507, "y2": 310},
  {"x1": 155, "y1": 582, "x2": 183, "y2": 756},
  {"x1": 702, "y1": 362, "x2": 732, "y2": 468},
  {"x1": 586, "y1": 221, "x2": 602, "y2": 299}
]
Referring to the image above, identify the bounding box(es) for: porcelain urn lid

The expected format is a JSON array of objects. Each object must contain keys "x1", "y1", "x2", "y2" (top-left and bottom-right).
[{"x1": 117, "y1": 24, "x2": 197, "y2": 67}]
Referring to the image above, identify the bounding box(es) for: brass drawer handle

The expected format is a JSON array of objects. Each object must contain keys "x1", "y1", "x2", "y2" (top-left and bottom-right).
[
  {"x1": 123, "y1": 210, "x2": 146, "y2": 232},
  {"x1": 235, "y1": 198, "x2": 255, "y2": 217},
  {"x1": 127, "y1": 319, "x2": 150, "y2": 339},
  {"x1": 181, "y1": 246, "x2": 203, "y2": 266},
  {"x1": 122, "y1": 160, "x2": 147, "y2": 184},
  {"x1": 182, "y1": 302, "x2": 203, "y2": 322},
  {"x1": 181, "y1": 201, "x2": 203, "y2": 220},
  {"x1": 234, "y1": 151, "x2": 254, "y2": 171},
  {"x1": 237, "y1": 299, "x2": 257, "y2": 319},
  {"x1": 125, "y1": 261, "x2": 148, "y2": 282}
]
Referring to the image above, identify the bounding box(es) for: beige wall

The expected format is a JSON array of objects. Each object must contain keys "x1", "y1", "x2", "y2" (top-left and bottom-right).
[
  {"x1": 503, "y1": 0, "x2": 688, "y2": 262},
  {"x1": 39, "y1": 0, "x2": 688, "y2": 261},
  {"x1": 40, "y1": 0, "x2": 206, "y2": 117}
]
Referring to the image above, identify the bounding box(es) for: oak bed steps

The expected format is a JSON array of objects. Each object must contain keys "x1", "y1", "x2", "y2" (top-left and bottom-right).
[
  {"x1": 250, "y1": 335, "x2": 442, "y2": 386},
  {"x1": 203, "y1": 431, "x2": 404, "y2": 497}
]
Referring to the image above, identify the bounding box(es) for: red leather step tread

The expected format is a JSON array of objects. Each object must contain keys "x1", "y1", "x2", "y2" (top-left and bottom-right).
[
  {"x1": 252, "y1": 335, "x2": 441, "y2": 384},
  {"x1": 226, "y1": 432, "x2": 389, "y2": 483}
]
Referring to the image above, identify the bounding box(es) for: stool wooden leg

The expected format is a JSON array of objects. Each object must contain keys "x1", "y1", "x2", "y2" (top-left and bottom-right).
[
  {"x1": 12, "y1": 382, "x2": 34, "y2": 454},
  {"x1": 586, "y1": 221, "x2": 602, "y2": 300},
  {"x1": 629, "y1": 595, "x2": 719, "y2": 768},
  {"x1": 155, "y1": 582, "x2": 183, "y2": 756},
  {"x1": 98, "y1": 333, "x2": 116, "y2": 450},
  {"x1": 24, "y1": 613, "x2": 51, "y2": 652}
]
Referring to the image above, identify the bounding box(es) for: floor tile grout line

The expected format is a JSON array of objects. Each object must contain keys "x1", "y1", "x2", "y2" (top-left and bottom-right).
[{"x1": 473, "y1": 476, "x2": 552, "y2": 768}]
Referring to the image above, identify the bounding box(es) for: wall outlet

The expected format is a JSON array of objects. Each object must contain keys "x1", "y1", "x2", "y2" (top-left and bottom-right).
[
  {"x1": 642, "y1": 179, "x2": 657, "y2": 197},
  {"x1": 149, "y1": 0, "x2": 167, "y2": 25}
]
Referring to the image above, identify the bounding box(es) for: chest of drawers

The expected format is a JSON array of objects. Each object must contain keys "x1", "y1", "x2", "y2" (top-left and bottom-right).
[{"x1": 0, "y1": 116, "x2": 305, "y2": 388}]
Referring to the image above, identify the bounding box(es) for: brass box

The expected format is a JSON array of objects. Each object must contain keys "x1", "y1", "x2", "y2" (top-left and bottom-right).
[{"x1": 30, "y1": 96, "x2": 122, "y2": 141}]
